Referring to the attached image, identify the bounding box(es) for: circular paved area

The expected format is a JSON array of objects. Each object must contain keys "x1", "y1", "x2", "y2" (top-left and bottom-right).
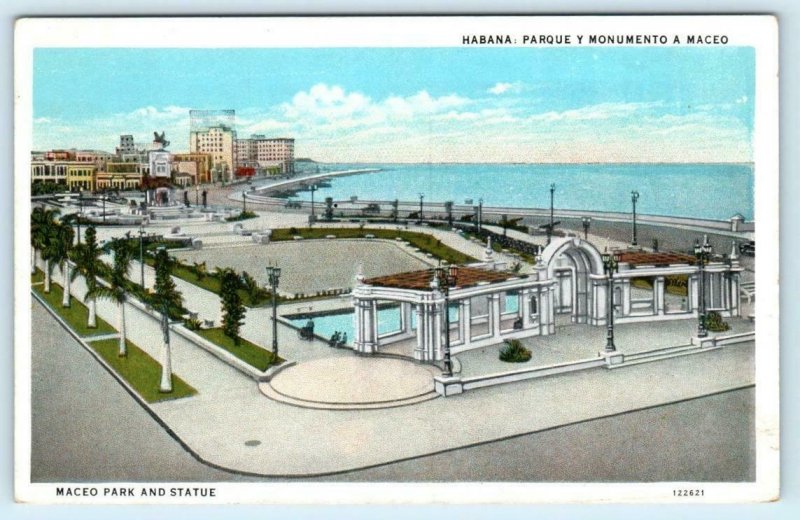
[{"x1": 263, "y1": 356, "x2": 439, "y2": 409}]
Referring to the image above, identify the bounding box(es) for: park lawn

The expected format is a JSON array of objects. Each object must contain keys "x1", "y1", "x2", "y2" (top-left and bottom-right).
[
  {"x1": 31, "y1": 269, "x2": 44, "y2": 284},
  {"x1": 270, "y1": 227, "x2": 476, "y2": 264},
  {"x1": 32, "y1": 280, "x2": 116, "y2": 337},
  {"x1": 89, "y1": 338, "x2": 197, "y2": 403},
  {"x1": 143, "y1": 256, "x2": 275, "y2": 308},
  {"x1": 195, "y1": 328, "x2": 282, "y2": 372}
]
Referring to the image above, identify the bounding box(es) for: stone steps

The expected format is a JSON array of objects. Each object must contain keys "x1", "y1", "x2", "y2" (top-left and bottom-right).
[
  {"x1": 259, "y1": 382, "x2": 439, "y2": 410},
  {"x1": 612, "y1": 344, "x2": 719, "y2": 368}
]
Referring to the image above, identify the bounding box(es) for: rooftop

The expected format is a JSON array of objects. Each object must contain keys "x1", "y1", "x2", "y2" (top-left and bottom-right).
[
  {"x1": 617, "y1": 251, "x2": 696, "y2": 267},
  {"x1": 363, "y1": 266, "x2": 522, "y2": 291}
]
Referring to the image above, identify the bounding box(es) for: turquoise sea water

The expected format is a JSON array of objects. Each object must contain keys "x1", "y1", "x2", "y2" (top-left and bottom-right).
[{"x1": 295, "y1": 163, "x2": 753, "y2": 221}]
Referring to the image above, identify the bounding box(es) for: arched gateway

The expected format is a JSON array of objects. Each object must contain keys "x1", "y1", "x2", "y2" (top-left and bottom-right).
[
  {"x1": 539, "y1": 237, "x2": 606, "y2": 325},
  {"x1": 350, "y1": 237, "x2": 743, "y2": 363}
]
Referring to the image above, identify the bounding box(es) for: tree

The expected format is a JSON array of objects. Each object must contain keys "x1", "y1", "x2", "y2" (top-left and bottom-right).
[
  {"x1": 70, "y1": 225, "x2": 103, "y2": 327},
  {"x1": 153, "y1": 248, "x2": 183, "y2": 314},
  {"x1": 52, "y1": 221, "x2": 75, "y2": 307},
  {"x1": 220, "y1": 269, "x2": 246, "y2": 344},
  {"x1": 240, "y1": 271, "x2": 264, "y2": 303},
  {"x1": 96, "y1": 238, "x2": 133, "y2": 356},
  {"x1": 31, "y1": 207, "x2": 60, "y2": 288}
]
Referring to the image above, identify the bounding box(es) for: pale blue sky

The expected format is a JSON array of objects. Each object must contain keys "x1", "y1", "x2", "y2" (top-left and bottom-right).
[{"x1": 32, "y1": 47, "x2": 755, "y2": 162}]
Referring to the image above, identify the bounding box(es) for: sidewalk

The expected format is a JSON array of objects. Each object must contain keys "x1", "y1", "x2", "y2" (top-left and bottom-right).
[{"x1": 38, "y1": 258, "x2": 754, "y2": 477}]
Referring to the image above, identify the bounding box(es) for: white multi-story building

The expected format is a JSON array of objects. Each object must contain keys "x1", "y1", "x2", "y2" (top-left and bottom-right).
[
  {"x1": 235, "y1": 135, "x2": 295, "y2": 174},
  {"x1": 189, "y1": 125, "x2": 236, "y2": 182}
]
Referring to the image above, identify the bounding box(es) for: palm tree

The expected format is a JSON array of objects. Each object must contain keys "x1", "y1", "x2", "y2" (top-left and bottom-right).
[
  {"x1": 31, "y1": 206, "x2": 60, "y2": 284},
  {"x1": 96, "y1": 238, "x2": 133, "y2": 356},
  {"x1": 37, "y1": 208, "x2": 64, "y2": 294},
  {"x1": 52, "y1": 221, "x2": 75, "y2": 307},
  {"x1": 70, "y1": 226, "x2": 103, "y2": 327}
]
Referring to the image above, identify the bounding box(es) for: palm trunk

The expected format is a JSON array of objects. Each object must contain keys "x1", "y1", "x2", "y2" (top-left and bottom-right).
[
  {"x1": 160, "y1": 338, "x2": 173, "y2": 393},
  {"x1": 88, "y1": 297, "x2": 97, "y2": 328},
  {"x1": 118, "y1": 300, "x2": 127, "y2": 357},
  {"x1": 62, "y1": 263, "x2": 71, "y2": 307},
  {"x1": 31, "y1": 249, "x2": 36, "y2": 274},
  {"x1": 44, "y1": 260, "x2": 51, "y2": 293}
]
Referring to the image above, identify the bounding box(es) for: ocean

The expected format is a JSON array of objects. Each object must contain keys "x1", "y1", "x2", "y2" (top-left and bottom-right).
[{"x1": 293, "y1": 163, "x2": 754, "y2": 221}]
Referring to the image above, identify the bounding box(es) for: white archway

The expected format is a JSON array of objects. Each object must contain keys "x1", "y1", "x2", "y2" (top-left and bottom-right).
[{"x1": 539, "y1": 237, "x2": 606, "y2": 325}]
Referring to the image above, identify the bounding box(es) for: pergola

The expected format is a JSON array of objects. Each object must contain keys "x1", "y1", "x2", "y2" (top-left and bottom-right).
[{"x1": 351, "y1": 237, "x2": 744, "y2": 363}]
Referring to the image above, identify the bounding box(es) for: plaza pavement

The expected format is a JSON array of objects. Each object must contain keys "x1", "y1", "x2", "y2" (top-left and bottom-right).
[
  {"x1": 40, "y1": 259, "x2": 755, "y2": 477},
  {"x1": 36, "y1": 208, "x2": 757, "y2": 477}
]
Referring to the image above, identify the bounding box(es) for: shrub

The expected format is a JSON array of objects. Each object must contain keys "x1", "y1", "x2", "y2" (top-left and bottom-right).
[
  {"x1": 706, "y1": 311, "x2": 730, "y2": 332},
  {"x1": 183, "y1": 318, "x2": 202, "y2": 331},
  {"x1": 499, "y1": 339, "x2": 532, "y2": 363}
]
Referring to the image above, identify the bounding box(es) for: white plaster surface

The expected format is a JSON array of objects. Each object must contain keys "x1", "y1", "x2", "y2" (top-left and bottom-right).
[{"x1": 267, "y1": 356, "x2": 438, "y2": 404}]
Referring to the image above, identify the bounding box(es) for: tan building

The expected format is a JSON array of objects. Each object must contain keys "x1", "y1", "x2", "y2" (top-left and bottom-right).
[
  {"x1": 97, "y1": 162, "x2": 143, "y2": 190},
  {"x1": 189, "y1": 125, "x2": 236, "y2": 182},
  {"x1": 171, "y1": 152, "x2": 213, "y2": 184},
  {"x1": 31, "y1": 160, "x2": 69, "y2": 185},
  {"x1": 95, "y1": 170, "x2": 143, "y2": 190},
  {"x1": 235, "y1": 135, "x2": 295, "y2": 174}
]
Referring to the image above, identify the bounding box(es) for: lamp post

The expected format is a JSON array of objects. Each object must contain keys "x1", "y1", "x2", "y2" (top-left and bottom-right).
[
  {"x1": 309, "y1": 184, "x2": 318, "y2": 226},
  {"x1": 242, "y1": 190, "x2": 247, "y2": 213},
  {"x1": 602, "y1": 252, "x2": 620, "y2": 352},
  {"x1": 631, "y1": 190, "x2": 640, "y2": 246},
  {"x1": 138, "y1": 224, "x2": 146, "y2": 288},
  {"x1": 478, "y1": 198, "x2": 483, "y2": 233},
  {"x1": 418, "y1": 193, "x2": 425, "y2": 223},
  {"x1": 435, "y1": 264, "x2": 459, "y2": 377},
  {"x1": 694, "y1": 236, "x2": 712, "y2": 338},
  {"x1": 547, "y1": 183, "x2": 556, "y2": 245},
  {"x1": 582, "y1": 216, "x2": 591, "y2": 241},
  {"x1": 195, "y1": 183, "x2": 199, "y2": 206},
  {"x1": 266, "y1": 265, "x2": 282, "y2": 357}
]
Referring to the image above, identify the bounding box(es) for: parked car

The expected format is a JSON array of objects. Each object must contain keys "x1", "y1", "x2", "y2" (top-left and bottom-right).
[{"x1": 739, "y1": 240, "x2": 755, "y2": 256}]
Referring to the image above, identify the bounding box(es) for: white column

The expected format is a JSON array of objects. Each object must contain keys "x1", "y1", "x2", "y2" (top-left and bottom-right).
[
  {"x1": 461, "y1": 298, "x2": 472, "y2": 347},
  {"x1": 655, "y1": 276, "x2": 666, "y2": 315},
  {"x1": 491, "y1": 293, "x2": 502, "y2": 339},
  {"x1": 401, "y1": 302, "x2": 412, "y2": 333},
  {"x1": 709, "y1": 272, "x2": 716, "y2": 308},
  {"x1": 414, "y1": 304, "x2": 425, "y2": 360},
  {"x1": 621, "y1": 278, "x2": 631, "y2": 316},
  {"x1": 433, "y1": 301, "x2": 443, "y2": 360},
  {"x1": 731, "y1": 273, "x2": 741, "y2": 316},
  {"x1": 690, "y1": 274, "x2": 700, "y2": 314},
  {"x1": 371, "y1": 300, "x2": 379, "y2": 349},
  {"x1": 522, "y1": 289, "x2": 532, "y2": 328},
  {"x1": 353, "y1": 298, "x2": 377, "y2": 354},
  {"x1": 594, "y1": 280, "x2": 607, "y2": 326}
]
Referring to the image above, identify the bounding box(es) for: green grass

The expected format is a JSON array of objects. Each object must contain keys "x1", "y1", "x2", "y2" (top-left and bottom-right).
[
  {"x1": 195, "y1": 328, "x2": 282, "y2": 371},
  {"x1": 270, "y1": 227, "x2": 476, "y2": 264},
  {"x1": 31, "y1": 269, "x2": 44, "y2": 284},
  {"x1": 89, "y1": 338, "x2": 197, "y2": 403},
  {"x1": 143, "y1": 257, "x2": 276, "y2": 308},
  {"x1": 32, "y1": 276, "x2": 116, "y2": 337}
]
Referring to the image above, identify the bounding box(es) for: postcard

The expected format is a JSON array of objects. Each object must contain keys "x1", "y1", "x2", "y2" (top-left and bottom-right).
[{"x1": 14, "y1": 15, "x2": 779, "y2": 504}]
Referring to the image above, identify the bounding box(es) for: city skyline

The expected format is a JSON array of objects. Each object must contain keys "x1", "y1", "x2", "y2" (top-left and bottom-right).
[{"x1": 32, "y1": 47, "x2": 755, "y2": 163}]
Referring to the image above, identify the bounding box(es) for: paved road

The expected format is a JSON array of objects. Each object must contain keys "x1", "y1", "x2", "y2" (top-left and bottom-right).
[{"x1": 30, "y1": 300, "x2": 754, "y2": 483}]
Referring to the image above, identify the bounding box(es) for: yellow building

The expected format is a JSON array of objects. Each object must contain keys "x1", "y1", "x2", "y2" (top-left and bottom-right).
[
  {"x1": 96, "y1": 170, "x2": 143, "y2": 190},
  {"x1": 66, "y1": 164, "x2": 96, "y2": 191}
]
